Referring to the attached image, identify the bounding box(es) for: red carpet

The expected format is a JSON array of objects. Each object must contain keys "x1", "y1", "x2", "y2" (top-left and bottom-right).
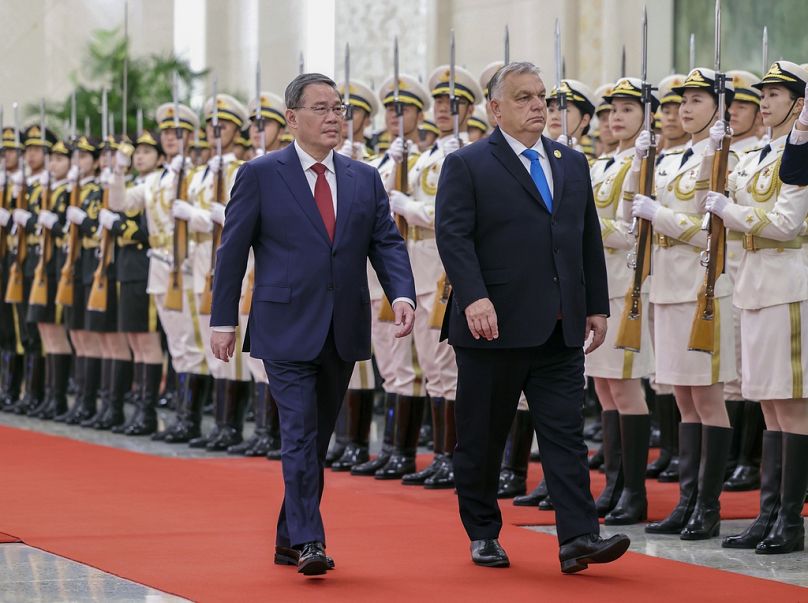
[{"x1": 0, "y1": 425, "x2": 805, "y2": 602}]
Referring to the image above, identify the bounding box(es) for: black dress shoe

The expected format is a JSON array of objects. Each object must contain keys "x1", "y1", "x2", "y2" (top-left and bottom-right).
[
  {"x1": 470, "y1": 539, "x2": 510, "y2": 568},
  {"x1": 513, "y1": 480, "x2": 548, "y2": 506},
  {"x1": 538, "y1": 495, "x2": 554, "y2": 510},
  {"x1": 723, "y1": 464, "x2": 761, "y2": 491},
  {"x1": 274, "y1": 546, "x2": 334, "y2": 570},
  {"x1": 559, "y1": 533, "x2": 631, "y2": 574},
  {"x1": 297, "y1": 542, "x2": 329, "y2": 576}
]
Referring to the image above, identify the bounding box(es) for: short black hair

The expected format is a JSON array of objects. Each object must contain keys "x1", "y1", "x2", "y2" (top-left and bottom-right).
[{"x1": 285, "y1": 73, "x2": 339, "y2": 109}]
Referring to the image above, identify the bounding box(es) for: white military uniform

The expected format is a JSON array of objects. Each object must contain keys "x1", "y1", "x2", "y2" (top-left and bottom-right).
[
  {"x1": 647, "y1": 138, "x2": 736, "y2": 386},
  {"x1": 187, "y1": 154, "x2": 252, "y2": 382},
  {"x1": 109, "y1": 166, "x2": 207, "y2": 376},
  {"x1": 720, "y1": 133, "x2": 808, "y2": 400},
  {"x1": 586, "y1": 147, "x2": 654, "y2": 379}
]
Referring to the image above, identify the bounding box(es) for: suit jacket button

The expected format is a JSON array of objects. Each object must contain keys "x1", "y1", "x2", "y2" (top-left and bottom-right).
[
  {"x1": 553, "y1": 247, "x2": 559, "y2": 254},
  {"x1": 327, "y1": 284, "x2": 334, "y2": 291},
  {"x1": 553, "y1": 276, "x2": 559, "y2": 283}
]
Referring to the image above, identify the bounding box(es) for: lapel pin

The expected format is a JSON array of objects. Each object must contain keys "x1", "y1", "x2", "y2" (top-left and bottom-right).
[{"x1": 554, "y1": 149, "x2": 562, "y2": 158}]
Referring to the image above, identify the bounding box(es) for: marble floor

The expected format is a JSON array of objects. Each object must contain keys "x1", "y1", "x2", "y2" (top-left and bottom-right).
[{"x1": 1, "y1": 406, "x2": 807, "y2": 599}]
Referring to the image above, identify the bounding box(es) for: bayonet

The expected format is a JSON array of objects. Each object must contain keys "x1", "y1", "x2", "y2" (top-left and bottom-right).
[
  {"x1": 299, "y1": 52, "x2": 305, "y2": 75},
  {"x1": 689, "y1": 33, "x2": 696, "y2": 72},
  {"x1": 344, "y1": 43, "x2": 353, "y2": 147},
  {"x1": 122, "y1": 0, "x2": 128, "y2": 139},
  {"x1": 256, "y1": 60, "x2": 266, "y2": 152},
  {"x1": 621, "y1": 45, "x2": 626, "y2": 78},
  {"x1": 450, "y1": 29, "x2": 459, "y2": 142},
  {"x1": 504, "y1": 25, "x2": 510, "y2": 65},
  {"x1": 172, "y1": 72, "x2": 185, "y2": 160},
  {"x1": 136, "y1": 107, "x2": 143, "y2": 137},
  {"x1": 394, "y1": 36, "x2": 404, "y2": 142},
  {"x1": 554, "y1": 18, "x2": 569, "y2": 144},
  {"x1": 212, "y1": 75, "x2": 222, "y2": 159},
  {"x1": 70, "y1": 92, "x2": 77, "y2": 143},
  {"x1": 101, "y1": 87, "x2": 109, "y2": 151},
  {"x1": 84, "y1": 116, "x2": 90, "y2": 138}
]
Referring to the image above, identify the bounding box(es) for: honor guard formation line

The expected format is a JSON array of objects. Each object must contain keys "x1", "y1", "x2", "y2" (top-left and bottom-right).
[{"x1": 1, "y1": 0, "x2": 807, "y2": 570}]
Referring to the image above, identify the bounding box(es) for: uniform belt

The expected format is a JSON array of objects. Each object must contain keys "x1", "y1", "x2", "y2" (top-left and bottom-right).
[
  {"x1": 25, "y1": 234, "x2": 39, "y2": 246},
  {"x1": 408, "y1": 225, "x2": 435, "y2": 241},
  {"x1": 148, "y1": 233, "x2": 172, "y2": 249},
  {"x1": 81, "y1": 238, "x2": 99, "y2": 249},
  {"x1": 194, "y1": 232, "x2": 213, "y2": 243},
  {"x1": 727, "y1": 231, "x2": 743, "y2": 242},
  {"x1": 654, "y1": 233, "x2": 687, "y2": 248},
  {"x1": 117, "y1": 238, "x2": 143, "y2": 248},
  {"x1": 742, "y1": 233, "x2": 802, "y2": 252}
]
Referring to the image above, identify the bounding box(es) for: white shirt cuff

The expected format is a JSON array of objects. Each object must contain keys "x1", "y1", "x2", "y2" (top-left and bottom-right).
[
  {"x1": 789, "y1": 124, "x2": 808, "y2": 145},
  {"x1": 391, "y1": 297, "x2": 415, "y2": 309},
  {"x1": 212, "y1": 326, "x2": 236, "y2": 333}
]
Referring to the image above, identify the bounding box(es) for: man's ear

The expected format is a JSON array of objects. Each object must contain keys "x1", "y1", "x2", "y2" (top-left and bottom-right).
[
  {"x1": 285, "y1": 109, "x2": 298, "y2": 130},
  {"x1": 489, "y1": 99, "x2": 501, "y2": 121}
]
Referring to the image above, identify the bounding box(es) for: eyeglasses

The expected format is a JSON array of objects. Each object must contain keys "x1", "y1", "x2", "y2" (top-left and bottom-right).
[{"x1": 292, "y1": 104, "x2": 348, "y2": 117}]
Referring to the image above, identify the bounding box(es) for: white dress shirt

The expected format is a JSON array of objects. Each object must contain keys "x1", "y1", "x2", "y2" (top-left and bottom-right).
[
  {"x1": 294, "y1": 140, "x2": 338, "y2": 216},
  {"x1": 499, "y1": 128, "x2": 555, "y2": 197}
]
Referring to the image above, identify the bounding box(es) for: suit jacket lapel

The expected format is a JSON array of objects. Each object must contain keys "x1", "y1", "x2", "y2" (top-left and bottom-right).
[
  {"x1": 543, "y1": 136, "x2": 565, "y2": 215},
  {"x1": 488, "y1": 127, "x2": 544, "y2": 208},
  {"x1": 333, "y1": 152, "x2": 355, "y2": 247},
  {"x1": 276, "y1": 143, "x2": 331, "y2": 244}
]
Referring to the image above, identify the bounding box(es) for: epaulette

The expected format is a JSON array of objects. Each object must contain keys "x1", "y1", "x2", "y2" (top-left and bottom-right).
[{"x1": 663, "y1": 148, "x2": 685, "y2": 155}]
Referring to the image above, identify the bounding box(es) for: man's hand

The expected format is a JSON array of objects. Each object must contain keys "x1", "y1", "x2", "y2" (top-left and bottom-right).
[
  {"x1": 211, "y1": 330, "x2": 236, "y2": 363},
  {"x1": 392, "y1": 301, "x2": 415, "y2": 338},
  {"x1": 584, "y1": 315, "x2": 607, "y2": 354},
  {"x1": 465, "y1": 297, "x2": 498, "y2": 341}
]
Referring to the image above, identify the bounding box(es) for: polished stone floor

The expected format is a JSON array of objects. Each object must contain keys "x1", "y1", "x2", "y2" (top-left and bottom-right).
[{"x1": 2, "y1": 405, "x2": 807, "y2": 599}]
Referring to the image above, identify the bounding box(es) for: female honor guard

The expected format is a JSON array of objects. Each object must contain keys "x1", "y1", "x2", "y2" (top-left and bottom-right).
[
  {"x1": 702, "y1": 62, "x2": 808, "y2": 554},
  {"x1": 632, "y1": 68, "x2": 738, "y2": 540},
  {"x1": 546, "y1": 79, "x2": 595, "y2": 151}
]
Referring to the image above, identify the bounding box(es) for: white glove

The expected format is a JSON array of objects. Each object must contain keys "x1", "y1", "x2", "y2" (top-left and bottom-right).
[
  {"x1": 38, "y1": 171, "x2": 50, "y2": 188},
  {"x1": 67, "y1": 165, "x2": 80, "y2": 182},
  {"x1": 98, "y1": 208, "x2": 119, "y2": 231},
  {"x1": 169, "y1": 155, "x2": 188, "y2": 174},
  {"x1": 634, "y1": 130, "x2": 651, "y2": 159},
  {"x1": 207, "y1": 155, "x2": 222, "y2": 174},
  {"x1": 708, "y1": 121, "x2": 731, "y2": 152},
  {"x1": 632, "y1": 194, "x2": 660, "y2": 221},
  {"x1": 388, "y1": 190, "x2": 413, "y2": 215},
  {"x1": 12, "y1": 208, "x2": 32, "y2": 227},
  {"x1": 254, "y1": 147, "x2": 265, "y2": 158},
  {"x1": 115, "y1": 149, "x2": 131, "y2": 170},
  {"x1": 336, "y1": 139, "x2": 354, "y2": 158},
  {"x1": 171, "y1": 199, "x2": 194, "y2": 221},
  {"x1": 66, "y1": 206, "x2": 87, "y2": 225},
  {"x1": 0, "y1": 208, "x2": 10, "y2": 227},
  {"x1": 37, "y1": 210, "x2": 59, "y2": 230},
  {"x1": 0, "y1": 170, "x2": 5, "y2": 188},
  {"x1": 557, "y1": 134, "x2": 578, "y2": 148},
  {"x1": 388, "y1": 137, "x2": 413, "y2": 164},
  {"x1": 98, "y1": 167, "x2": 113, "y2": 188},
  {"x1": 10, "y1": 171, "x2": 23, "y2": 198},
  {"x1": 440, "y1": 137, "x2": 460, "y2": 156},
  {"x1": 210, "y1": 203, "x2": 226, "y2": 226},
  {"x1": 704, "y1": 191, "x2": 729, "y2": 218},
  {"x1": 800, "y1": 83, "x2": 808, "y2": 128}
]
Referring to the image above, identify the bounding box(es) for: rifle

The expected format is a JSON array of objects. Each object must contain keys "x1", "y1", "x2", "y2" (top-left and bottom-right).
[
  {"x1": 29, "y1": 99, "x2": 51, "y2": 306},
  {"x1": 344, "y1": 44, "x2": 353, "y2": 150},
  {"x1": 554, "y1": 19, "x2": 571, "y2": 147},
  {"x1": 0, "y1": 106, "x2": 7, "y2": 262},
  {"x1": 199, "y1": 77, "x2": 222, "y2": 316},
  {"x1": 615, "y1": 6, "x2": 655, "y2": 352},
  {"x1": 164, "y1": 73, "x2": 189, "y2": 311},
  {"x1": 86, "y1": 90, "x2": 114, "y2": 312},
  {"x1": 56, "y1": 93, "x2": 80, "y2": 306},
  {"x1": 5, "y1": 103, "x2": 27, "y2": 304},
  {"x1": 689, "y1": 0, "x2": 729, "y2": 353}
]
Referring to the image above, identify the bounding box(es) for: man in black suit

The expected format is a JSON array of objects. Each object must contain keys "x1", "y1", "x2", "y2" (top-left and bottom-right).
[{"x1": 435, "y1": 62, "x2": 630, "y2": 573}]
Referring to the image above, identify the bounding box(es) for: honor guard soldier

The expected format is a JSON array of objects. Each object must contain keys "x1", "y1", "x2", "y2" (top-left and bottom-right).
[
  {"x1": 190, "y1": 128, "x2": 211, "y2": 167},
  {"x1": 247, "y1": 91, "x2": 287, "y2": 155},
  {"x1": 701, "y1": 62, "x2": 808, "y2": 554},
  {"x1": 466, "y1": 106, "x2": 490, "y2": 143},
  {"x1": 479, "y1": 61, "x2": 504, "y2": 127},
  {"x1": 546, "y1": 79, "x2": 595, "y2": 151},
  {"x1": 6, "y1": 123, "x2": 57, "y2": 415},
  {"x1": 350, "y1": 74, "x2": 430, "y2": 477},
  {"x1": 631, "y1": 68, "x2": 738, "y2": 540},
  {"x1": 593, "y1": 83, "x2": 618, "y2": 158},
  {"x1": 108, "y1": 102, "x2": 209, "y2": 442},
  {"x1": 336, "y1": 79, "x2": 379, "y2": 161},
  {"x1": 657, "y1": 74, "x2": 689, "y2": 158},
  {"x1": 417, "y1": 111, "x2": 438, "y2": 153},
  {"x1": 277, "y1": 132, "x2": 294, "y2": 150},
  {"x1": 728, "y1": 71, "x2": 763, "y2": 154},
  {"x1": 379, "y1": 64, "x2": 482, "y2": 487},
  {"x1": 233, "y1": 128, "x2": 253, "y2": 161},
  {"x1": 27, "y1": 139, "x2": 73, "y2": 419},
  {"x1": 0, "y1": 127, "x2": 25, "y2": 411},
  {"x1": 181, "y1": 93, "x2": 251, "y2": 451}
]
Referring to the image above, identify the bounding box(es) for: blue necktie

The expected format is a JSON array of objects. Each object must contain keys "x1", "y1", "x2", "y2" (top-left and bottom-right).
[{"x1": 521, "y1": 148, "x2": 553, "y2": 212}]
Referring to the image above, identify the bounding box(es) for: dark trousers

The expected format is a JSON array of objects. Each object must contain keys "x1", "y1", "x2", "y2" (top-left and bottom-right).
[
  {"x1": 264, "y1": 327, "x2": 354, "y2": 549},
  {"x1": 453, "y1": 321, "x2": 598, "y2": 544}
]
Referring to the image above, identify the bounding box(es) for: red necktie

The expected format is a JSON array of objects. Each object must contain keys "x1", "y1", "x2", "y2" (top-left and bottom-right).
[{"x1": 311, "y1": 163, "x2": 336, "y2": 241}]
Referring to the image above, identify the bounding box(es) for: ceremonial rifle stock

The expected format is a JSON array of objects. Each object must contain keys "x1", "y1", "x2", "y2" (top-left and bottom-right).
[
  {"x1": 200, "y1": 160, "x2": 224, "y2": 316},
  {"x1": 87, "y1": 93, "x2": 114, "y2": 312},
  {"x1": 164, "y1": 74, "x2": 188, "y2": 312},
  {"x1": 29, "y1": 173, "x2": 51, "y2": 307},
  {"x1": 5, "y1": 104, "x2": 25, "y2": 304},
  {"x1": 55, "y1": 172, "x2": 81, "y2": 306}
]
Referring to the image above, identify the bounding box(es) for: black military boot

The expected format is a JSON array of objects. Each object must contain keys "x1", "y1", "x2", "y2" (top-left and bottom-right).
[
  {"x1": 188, "y1": 378, "x2": 225, "y2": 448},
  {"x1": 418, "y1": 397, "x2": 433, "y2": 448},
  {"x1": 229, "y1": 382, "x2": 267, "y2": 455},
  {"x1": 755, "y1": 432, "x2": 808, "y2": 554},
  {"x1": 352, "y1": 392, "x2": 395, "y2": 475},
  {"x1": 0, "y1": 352, "x2": 23, "y2": 411},
  {"x1": 54, "y1": 356, "x2": 85, "y2": 423},
  {"x1": 13, "y1": 353, "x2": 44, "y2": 415},
  {"x1": 646, "y1": 422, "x2": 702, "y2": 534},
  {"x1": 207, "y1": 380, "x2": 250, "y2": 451},
  {"x1": 67, "y1": 357, "x2": 100, "y2": 425},
  {"x1": 595, "y1": 410, "x2": 624, "y2": 517},
  {"x1": 497, "y1": 409, "x2": 534, "y2": 498},
  {"x1": 152, "y1": 372, "x2": 187, "y2": 440},
  {"x1": 723, "y1": 400, "x2": 763, "y2": 491},
  {"x1": 514, "y1": 479, "x2": 549, "y2": 507},
  {"x1": 402, "y1": 396, "x2": 444, "y2": 485},
  {"x1": 325, "y1": 402, "x2": 349, "y2": 467},
  {"x1": 681, "y1": 425, "x2": 734, "y2": 540},
  {"x1": 332, "y1": 389, "x2": 374, "y2": 471},
  {"x1": 588, "y1": 445, "x2": 605, "y2": 471},
  {"x1": 37, "y1": 354, "x2": 71, "y2": 420},
  {"x1": 605, "y1": 414, "x2": 651, "y2": 525},
  {"x1": 724, "y1": 399, "x2": 745, "y2": 479},
  {"x1": 82, "y1": 358, "x2": 113, "y2": 428},
  {"x1": 28, "y1": 354, "x2": 54, "y2": 418},
  {"x1": 97, "y1": 359, "x2": 130, "y2": 430},
  {"x1": 647, "y1": 393, "x2": 676, "y2": 477},
  {"x1": 157, "y1": 363, "x2": 176, "y2": 409},
  {"x1": 424, "y1": 399, "x2": 457, "y2": 489},
  {"x1": 374, "y1": 395, "x2": 424, "y2": 479},
  {"x1": 125, "y1": 363, "x2": 161, "y2": 436},
  {"x1": 163, "y1": 373, "x2": 205, "y2": 444},
  {"x1": 723, "y1": 430, "x2": 782, "y2": 548},
  {"x1": 115, "y1": 363, "x2": 144, "y2": 434},
  {"x1": 657, "y1": 397, "x2": 682, "y2": 482},
  {"x1": 265, "y1": 389, "x2": 283, "y2": 460}
]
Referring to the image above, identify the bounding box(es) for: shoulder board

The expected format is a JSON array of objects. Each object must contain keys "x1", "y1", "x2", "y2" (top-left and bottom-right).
[
  {"x1": 231, "y1": 159, "x2": 245, "y2": 168},
  {"x1": 744, "y1": 144, "x2": 766, "y2": 154},
  {"x1": 663, "y1": 149, "x2": 685, "y2": 155}
]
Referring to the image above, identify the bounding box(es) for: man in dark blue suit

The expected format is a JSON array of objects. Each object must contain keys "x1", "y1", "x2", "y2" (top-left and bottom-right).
[
  {"x1": 435, "y1": 62, "x2": 630, "y2": 573},
  {"x1": 779, "y1": 83, "x2": 808, "y2": 185},
  {"x1": 209, "y1": 73, "x2": 416, "y2": 576}
]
